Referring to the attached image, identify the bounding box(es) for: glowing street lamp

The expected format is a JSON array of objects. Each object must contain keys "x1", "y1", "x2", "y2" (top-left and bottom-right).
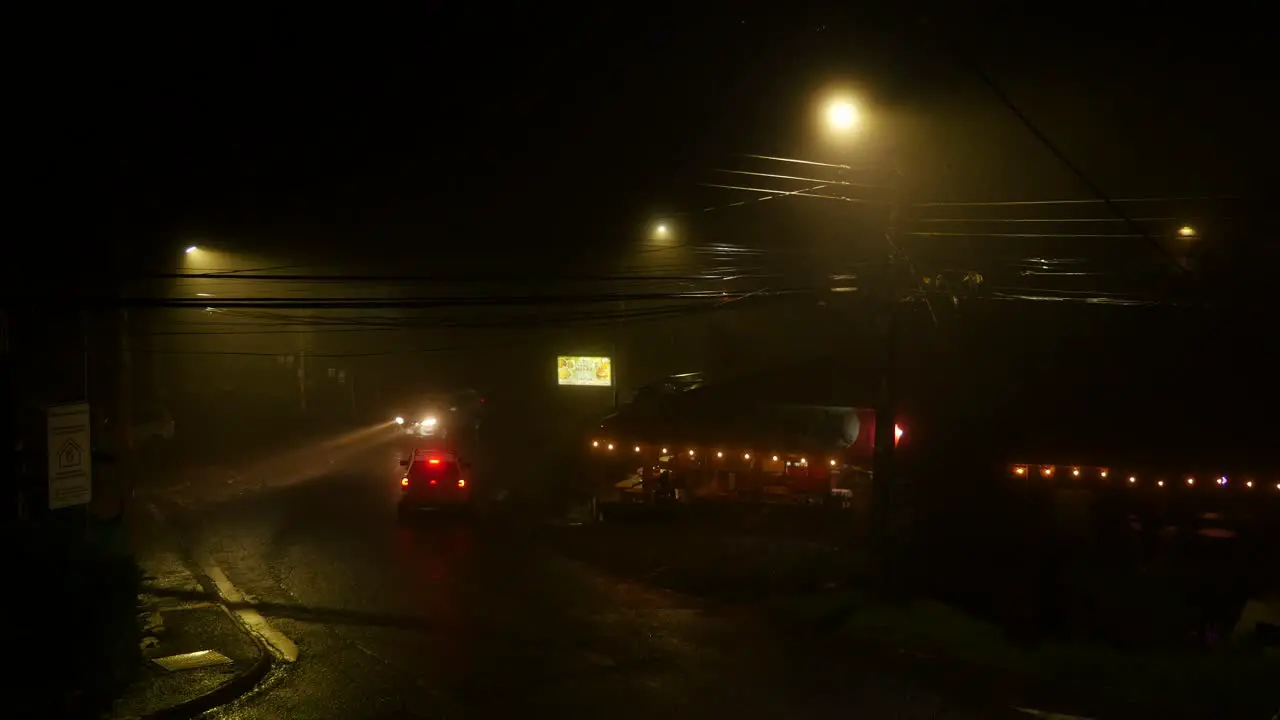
[
  {"x1": 1177, "y1": 225, "x2": 1197, "y2": 238},
  {"x1": 185, "y1": 245, "x2": 199, "y2": 254},
  {"x1": 824, "y1": 98, "x2": 860, "y2": 134},
  {"x1": 649, "y1": 221, "x2": 674, "y2": 242}
]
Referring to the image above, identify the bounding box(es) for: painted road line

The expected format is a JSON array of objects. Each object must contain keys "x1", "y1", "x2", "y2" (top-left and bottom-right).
[{"x1": 200, "y1": 558, "x2": 300, "y2": 663}]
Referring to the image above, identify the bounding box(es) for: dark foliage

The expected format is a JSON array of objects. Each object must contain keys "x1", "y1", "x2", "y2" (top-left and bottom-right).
[{"x1": 13, "y1": 516, "x2": 143, "y2": 719}]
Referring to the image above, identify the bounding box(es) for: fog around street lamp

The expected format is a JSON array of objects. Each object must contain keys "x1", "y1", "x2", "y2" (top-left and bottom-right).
[{"x1": 185, "y1": 245, "x2": 199, "y2": 254}]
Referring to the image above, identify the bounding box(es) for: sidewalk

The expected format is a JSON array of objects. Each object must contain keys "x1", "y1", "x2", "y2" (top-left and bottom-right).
[{"x1": 110, "y1": 506, "x2": 270, "y2": 719}]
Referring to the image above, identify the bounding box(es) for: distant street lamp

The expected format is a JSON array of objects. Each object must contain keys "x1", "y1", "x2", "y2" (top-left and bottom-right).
[
  {"x1": 185, "y1": 245, "x2": 199, "y2": 254},
  {"x1": 653, "y1": 222, "x2": 670, "y2": 240},
  {"x1": 825, "y1": 98, "x2": 860, "y2": 133},
  {"x1": 1177, "y1": 225, "x2": 1197, "y2": 238}
]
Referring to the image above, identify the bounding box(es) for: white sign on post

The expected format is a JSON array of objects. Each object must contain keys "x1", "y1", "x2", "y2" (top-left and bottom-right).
[{"x1": 47, "y1": 402, "x2": 92, "y2": 509}]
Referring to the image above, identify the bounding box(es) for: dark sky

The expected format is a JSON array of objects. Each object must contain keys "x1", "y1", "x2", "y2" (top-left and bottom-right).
[{"x1": 22, "y1": 7, "x2": 1272, "y2": 279}]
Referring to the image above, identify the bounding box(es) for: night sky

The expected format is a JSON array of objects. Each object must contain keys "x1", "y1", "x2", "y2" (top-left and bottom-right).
[
  {"x1": 20, "y1": 7, "x2": 1271, "y2": 281},
  {"x1": 6, "y1": 5, "x2": 1274, "y2": 448}
]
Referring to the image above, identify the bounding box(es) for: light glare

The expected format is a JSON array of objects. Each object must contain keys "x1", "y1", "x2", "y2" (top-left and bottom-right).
[{"x1": 826, "y1": 100, "x2": 859, "y2": 131}]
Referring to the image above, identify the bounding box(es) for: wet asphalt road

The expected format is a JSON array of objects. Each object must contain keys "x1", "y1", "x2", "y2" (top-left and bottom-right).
[{"x1": 145, "y1": 440, "x2": 1029, "y2": 720}]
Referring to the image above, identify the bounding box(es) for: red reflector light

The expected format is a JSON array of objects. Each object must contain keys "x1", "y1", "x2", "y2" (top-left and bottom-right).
[
  {"x1": 400, "y1": 477, "x2": 409, "y2": 487},
  {"x1": 428, "y1": 458, "x2": 441, "y2": 465},
  {"x1": 457, "y1": 479, "x2": 466, "y2": 488},
  {"x1": 894, "y1": 424, "x2": 904, "y2": 446},
  {"x1": 429, "y1": 479, "x2": 438, "y2": 486}
]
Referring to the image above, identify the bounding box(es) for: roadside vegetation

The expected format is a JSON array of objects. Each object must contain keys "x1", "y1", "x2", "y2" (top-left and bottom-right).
[{"x1": 551, "y1": 506, "x2": 1278, "y2": 717}]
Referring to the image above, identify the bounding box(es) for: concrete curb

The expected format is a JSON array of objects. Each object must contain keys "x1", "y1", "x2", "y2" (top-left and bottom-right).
[
  {"x1": 136, "y1": 608, "x2": 272, "y2": 720},
  {"x1": 131, "y1": 502, "x2": 277, "y2": 720}
]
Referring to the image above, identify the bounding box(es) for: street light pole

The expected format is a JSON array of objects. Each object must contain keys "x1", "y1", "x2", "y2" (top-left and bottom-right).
[{"x1": 820, "y1": 93, "x2": 906, "y2": 589}]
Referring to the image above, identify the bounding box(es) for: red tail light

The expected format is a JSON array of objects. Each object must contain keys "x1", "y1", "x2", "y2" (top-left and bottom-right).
[
  {"x1": 894, "y1": 424, "x2": 904, "y2": 446},
  {"x1": 457, "y1": 479, "x2": 466, "y2": 488},
  {"x1": 428, "y1": 458, "x2": 441, "y2": 465},
  {"x1": 429, "y1": 479, "x2": 438, "y2": 486}
]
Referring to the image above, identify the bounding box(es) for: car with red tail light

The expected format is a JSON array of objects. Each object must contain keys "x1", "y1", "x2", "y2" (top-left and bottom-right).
[{"x1": 397, "y1": 448, "x2": 473, "y2": 518}]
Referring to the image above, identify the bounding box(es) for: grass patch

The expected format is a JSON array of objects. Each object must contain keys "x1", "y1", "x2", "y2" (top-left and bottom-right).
[
  {"x1": 824, "y1": 593, "x2": 1279, "y2": 715},
  {"x1": 557, "y1": 511, "x2": 1277, "y2": 714},
  {"x1": 551, "y1": 519, "x2": 863, "y2": 604}
]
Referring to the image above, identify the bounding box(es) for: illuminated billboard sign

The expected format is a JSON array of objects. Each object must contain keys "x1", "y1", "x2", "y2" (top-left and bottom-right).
[{"x1": 557, "y1": 356, "x2": 612, "y2": 387}]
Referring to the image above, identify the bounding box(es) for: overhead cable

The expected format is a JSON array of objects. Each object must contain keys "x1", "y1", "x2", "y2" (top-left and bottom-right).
[{"x1": 916, "y1": 196, "x2": 1240, "y2": 208}]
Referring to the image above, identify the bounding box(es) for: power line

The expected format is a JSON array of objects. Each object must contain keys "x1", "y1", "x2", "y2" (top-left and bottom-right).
[
  {"x1": 930, "y1": 33, "x2": 1189, "y2": 275},
  {"x1": 908, "y1": 231, "x2": 1147, "y2": 238},
  {"x1": 141, "y1": 292, "x2": 787, "y2": 347},
  {"x1": 152, "y1": 271, "x2": 721, "y2": 283},
  {"x1": 36, "y1": 288, "x2": 809, "y2": 310},
  {"x1": 144, "y1": 299, "x2": 772, "y2": 351},
  {"x1": 659, "y1": 153, "x2": 888, "y2": 219},
  {"x1": 697, "y1": 182, "x2": 875, "y2": 203},
  {"x1": 165, "y1": 290, "x2": 785, "y2": 307},
  {"x1": 713, "y1": 168, "x2": 883, "y2": 189},
  {"x1": 986, "y1": 292, "x2": 1166, "y2": 307},
  {"x1": 141, "y1": 282, "x2": 1212, "y2": 339},
  {"x1": 659, "y1": 181, "x2": 830, "y2": 221},
  {"x1": 915, "y1": 196, "x2": 1239, "y2": 208},
  {"x1": 914, "y1": 216, "x2": 1202, "y2": 224},
  {"x1": 147, "y1": 326, "x2": 404, "y2": 336},
  {"x1": 128, "y1": 346, "x2": 454, "y2": 358},
  {"x1": 144, "y1": 290, "x2": 795, "y2": 332},
  {"x1": 742, "y1": 153, "x2": 852, "y2": 170},
  {"x1": 150, "y1": 265, "x2": 1182, "y2": 327}
]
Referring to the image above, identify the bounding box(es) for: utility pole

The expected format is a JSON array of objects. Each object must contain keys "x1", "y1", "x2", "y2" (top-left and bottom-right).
[
  {"x1": 298, "y1": 307, "x2": 312, "y2": 419},
  {"x1": 298, "y1": 349, "x2": 307, "y2": 413},
  {"x1": 870, "y1": 169, "x2": 906, "y2": 593},
  {"x1": 611, "y1": 352, "x2": 619, "y2": 411},
  {"x1": 117, "y1": 308, "x2": 133, "y2": 456},
  {"x1": 612, "y1": 299, "x2": 624, "y2": 411},
  {"x1": 81, "y1": 310, "x2": 89, "y2": 402},
  {"x1": 349, "y1": 369, "x2": 356, "y2": 414}
]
